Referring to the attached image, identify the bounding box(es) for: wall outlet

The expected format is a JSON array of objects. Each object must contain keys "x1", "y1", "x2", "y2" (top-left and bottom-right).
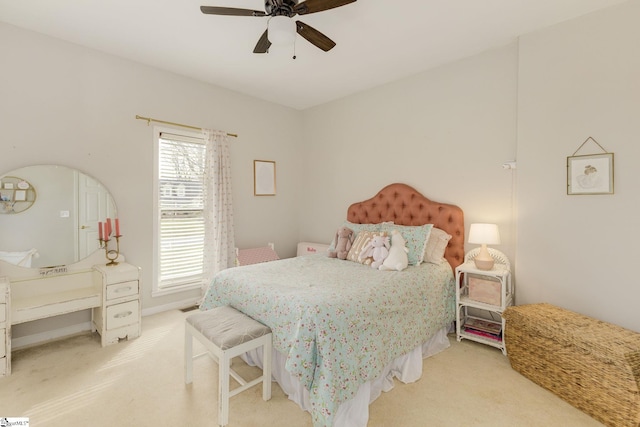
[{"x1": 60, "y1": 210, "x2": 70, "y2": 218}]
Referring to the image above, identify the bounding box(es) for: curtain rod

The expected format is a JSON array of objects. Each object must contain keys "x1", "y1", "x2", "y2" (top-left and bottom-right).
[{"x1": 135, "y1": 115, "x2": 238, "y2": 138}]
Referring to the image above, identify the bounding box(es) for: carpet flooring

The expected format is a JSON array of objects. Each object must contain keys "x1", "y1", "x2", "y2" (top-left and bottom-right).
[{"x1": 0, "y1": 309, "x2": 604, "y2": 426}]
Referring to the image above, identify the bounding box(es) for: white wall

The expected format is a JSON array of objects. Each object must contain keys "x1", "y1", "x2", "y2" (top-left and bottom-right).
[
  {"x1": 0, "y1": 23, "x2": 303, "y2": 339},
  {"x1": 516, "y1": 0, "x2": 640, "y2": 332},
  {"x1": 299, "y1": 45, "x2": 519, "y2": 263}
]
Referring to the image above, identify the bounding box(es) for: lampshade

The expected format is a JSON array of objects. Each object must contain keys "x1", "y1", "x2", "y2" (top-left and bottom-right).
[
  {"x1": 468, "y1": 223, "x2": 501, "y2": 245},
  {"x1": 268, "y1": 16, "x2": 296, "y2": 46},
  {"x1": 468, "y1": 223, "x2": 500, "y2": 270}
]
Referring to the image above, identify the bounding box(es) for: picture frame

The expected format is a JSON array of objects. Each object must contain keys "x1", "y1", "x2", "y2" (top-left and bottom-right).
[
  {"x1": 254, "y1": 160, "x2": 276, "y2": 196},
  {"x1": 567, "y1": 153, "x2": 614, "y2": 195},
  {"x1": 14, "y1": 190, "x2": 27, "y2": 201}
]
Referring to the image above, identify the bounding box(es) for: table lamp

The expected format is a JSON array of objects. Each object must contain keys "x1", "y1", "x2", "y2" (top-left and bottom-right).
[{"x1": 468, "y1": 223, "x2": 500, "y2": 270}]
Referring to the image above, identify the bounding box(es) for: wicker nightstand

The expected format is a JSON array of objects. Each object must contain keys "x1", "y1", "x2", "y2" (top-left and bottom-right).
[{"x1": 455, "y1": 248, "x2": 512, "y2": 354}]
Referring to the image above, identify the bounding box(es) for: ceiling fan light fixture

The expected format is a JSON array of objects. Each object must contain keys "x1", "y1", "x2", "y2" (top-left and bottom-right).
[{"x1": 268, "y1": 15, "x2": 296, "y2": 45}]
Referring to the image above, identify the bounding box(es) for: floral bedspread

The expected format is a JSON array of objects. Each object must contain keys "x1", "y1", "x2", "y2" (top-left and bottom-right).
[{"x1": 200, "y1": 254, "x2": 455, "y2": 427}]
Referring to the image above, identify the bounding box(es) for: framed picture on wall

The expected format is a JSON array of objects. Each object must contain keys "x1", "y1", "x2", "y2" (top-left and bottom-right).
[
  {"x1": 567, "y1": 153, "x2": 614, "y2": 195},
  {"x1": 254, "y1": 160, "x2": 276, "y2": 196},
  {"x1": 14, "y1": 190, "x2": 27, "y2": 201}
]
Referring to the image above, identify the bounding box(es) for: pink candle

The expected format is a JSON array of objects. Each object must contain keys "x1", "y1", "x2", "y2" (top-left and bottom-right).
[
  {"x1": 115, "y1": 218, "x2": 120, "y2": 236},
  {"x1": 106, "y1": 218, "x2": 112, "y2": 237},
  {"x1": 98, "y1": 221, "x2": 103, "y2": 240},
  {"x1": 103, "y1": 222, "x2": 109, "y2": 241}
]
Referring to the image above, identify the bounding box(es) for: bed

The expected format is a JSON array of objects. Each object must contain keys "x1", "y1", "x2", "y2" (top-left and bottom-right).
[
  {"x1": 200, "y1": 183, "x2": 464, "y2": 427},
  {"x1": 0, "y1": 248, "x2": 39, "y2": 268}
]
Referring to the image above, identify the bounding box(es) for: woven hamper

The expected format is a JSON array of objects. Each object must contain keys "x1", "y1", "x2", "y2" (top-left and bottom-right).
[{"x1": 504, "y1": 303, "x2": 640, "y2": 427}]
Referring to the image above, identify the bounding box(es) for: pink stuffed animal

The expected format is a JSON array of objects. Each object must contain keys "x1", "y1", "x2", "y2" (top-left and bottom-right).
[{"x1": 358, "y1": 234, "x2": 390, "y2": 268}]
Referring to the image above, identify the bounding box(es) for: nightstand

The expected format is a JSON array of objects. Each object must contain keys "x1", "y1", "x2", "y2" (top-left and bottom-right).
[{"x1": 455, "y1": 248, "x2": 512, "y2": 354}]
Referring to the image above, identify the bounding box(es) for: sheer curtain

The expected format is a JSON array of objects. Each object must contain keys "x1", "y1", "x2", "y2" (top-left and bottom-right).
[{"x1": 202, "y1": 129, "x2": 235, "y2": 298}]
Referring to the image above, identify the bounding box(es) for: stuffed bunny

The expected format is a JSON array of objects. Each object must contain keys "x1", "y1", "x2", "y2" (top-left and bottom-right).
[
  {"x1": 379, "y1": 230, "x2": 409, "y2": 271},
  {"x1": 328, "y1": 226, "x2": 355, "y2": 260},
  {"x1": 359, "y1": 234, "x2": 390, "y2": 268}
]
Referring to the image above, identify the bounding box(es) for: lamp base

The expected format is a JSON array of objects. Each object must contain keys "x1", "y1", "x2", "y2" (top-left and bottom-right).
[
  {"x1": 473, "y1": 244, "x2": 495, "y2": 270},
  {"x1": 473, "y1": 258, "x2": 495, "y2": 270}
]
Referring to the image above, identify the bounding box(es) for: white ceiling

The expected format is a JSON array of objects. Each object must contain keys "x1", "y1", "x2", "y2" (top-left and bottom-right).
[{"x1": 0, "y1": 0, "x2": 628, "y2": 110}]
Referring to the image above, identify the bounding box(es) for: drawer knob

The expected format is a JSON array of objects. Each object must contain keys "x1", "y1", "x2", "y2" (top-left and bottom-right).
[
  {"x1": 115, "y1": 286, "x2": 132, "y2": 293},
  {"x1": 114, "y1": 310, "x2": 133, "y2": 319}
]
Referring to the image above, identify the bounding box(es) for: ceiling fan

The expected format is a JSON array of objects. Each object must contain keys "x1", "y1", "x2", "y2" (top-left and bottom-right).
[{"x1": 200, "y1": 0, "x2": 357, "y2": 54}]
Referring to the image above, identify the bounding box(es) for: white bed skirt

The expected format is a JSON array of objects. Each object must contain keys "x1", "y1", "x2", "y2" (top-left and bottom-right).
[{"x1": 242, "y1": 326, "x2": 451, "y2": 427}]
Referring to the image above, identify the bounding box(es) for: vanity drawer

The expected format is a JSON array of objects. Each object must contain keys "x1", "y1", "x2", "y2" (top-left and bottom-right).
[
  {"x1": 106, "y1": 300, "x2": 139, "y2": 330},
  {"x1": 106, "y1": 280, "x2": 139, "y2": 301}
]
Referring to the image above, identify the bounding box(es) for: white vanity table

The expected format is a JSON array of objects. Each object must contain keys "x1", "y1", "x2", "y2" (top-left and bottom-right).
[
  {"x1": 0, "y1": 250, "x2": 141, "y2": 376},
  {"x1": 0, "y1": 164, "x2": 141, "y2": 376}
]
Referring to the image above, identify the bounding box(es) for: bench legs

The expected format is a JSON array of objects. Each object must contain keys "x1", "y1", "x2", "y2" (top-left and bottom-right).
[{"x1": 185, "y1": 322, "x2": 272, "y2": 426}]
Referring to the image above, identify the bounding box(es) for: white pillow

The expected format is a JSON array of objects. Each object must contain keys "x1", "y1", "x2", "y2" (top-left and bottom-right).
[{"x1": 424, "y1": 227, "x2": 452, "y2": 264}]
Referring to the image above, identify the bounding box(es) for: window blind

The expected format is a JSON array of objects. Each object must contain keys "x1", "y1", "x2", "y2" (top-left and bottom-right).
[{"x1": 158, "y1": 135, "x2": 206, "y2": 289}]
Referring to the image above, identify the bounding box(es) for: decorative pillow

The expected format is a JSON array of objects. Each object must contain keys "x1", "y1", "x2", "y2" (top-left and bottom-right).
[
  {"x1": 424, "y1": 227, "x2": 452, "y2": 264},
  {"x1": 380, "y1": 223, "x2": 433, "y2": 265},
  {"x1": 346, "y1": 230, "x2": 387, "y2": 266},
  {"x1": 328, "y1": 221, "x2": 381, "y2": 251}
]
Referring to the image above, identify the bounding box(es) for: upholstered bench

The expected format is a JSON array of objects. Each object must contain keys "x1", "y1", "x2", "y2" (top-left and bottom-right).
[
  {"x1": 185, "y1": 306, "x2": 272, "y2": 427},
  {"x1": 504, "y1": 303, "x2": 640, "y2": 427}
]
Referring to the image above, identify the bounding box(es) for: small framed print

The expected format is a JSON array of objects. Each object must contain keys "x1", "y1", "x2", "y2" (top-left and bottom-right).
[
  {"x1": 3, "y1": 182, "x2": 14, "y2": 190},
  {"x1": 14, "y1": 190, "x2": 27, "y2": 201},
  {"x1": 567, "y1": 153, "x2": 614, "y2": 195},
  {"x1": 254, "y1": 160, "x2": 276, "y2": 196}
]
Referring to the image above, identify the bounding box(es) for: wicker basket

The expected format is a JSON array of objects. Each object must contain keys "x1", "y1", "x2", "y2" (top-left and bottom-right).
[{"x1": 504, "y1": 303, "x2": 640, "y2": 427}]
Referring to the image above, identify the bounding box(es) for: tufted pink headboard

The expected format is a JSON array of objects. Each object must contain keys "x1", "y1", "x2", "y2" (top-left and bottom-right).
[{"x1": 347, "y1": 183, "x2": 465, "y2": 271}]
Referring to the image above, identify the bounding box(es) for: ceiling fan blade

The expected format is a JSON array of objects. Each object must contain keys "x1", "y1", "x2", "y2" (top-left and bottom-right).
[
  {"x1": 200, "y1": 6, "x2": 266, "y2": 17},
  {"x1": 296, "y1": 21, "x2": 336, "y2": 52},
  {"x1": 253, "y1": 30, "x2": 272, "y2": 54},
  {"x1": 294, "y1": 0, "x2": 356, "y2": 15}
]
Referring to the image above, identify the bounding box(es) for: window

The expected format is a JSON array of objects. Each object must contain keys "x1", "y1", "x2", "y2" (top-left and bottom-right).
[{"x1": 153, "y1": 128, "x2": 206, "y2": 295}]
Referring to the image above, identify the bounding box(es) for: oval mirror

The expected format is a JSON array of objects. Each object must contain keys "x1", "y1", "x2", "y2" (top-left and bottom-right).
[{"x1": 0, "y1": 165, "x2": 116, "y2": 268}]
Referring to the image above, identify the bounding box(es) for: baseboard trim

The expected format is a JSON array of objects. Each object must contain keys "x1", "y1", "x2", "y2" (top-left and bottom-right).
[{"x1": 141, "y1": 296, "x2": 200, "y2": 317}]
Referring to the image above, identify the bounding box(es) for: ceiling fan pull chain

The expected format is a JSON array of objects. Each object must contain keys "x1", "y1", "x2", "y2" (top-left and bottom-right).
[{"x1": 292, "y1": 38, "x2": 297, "y2": 60}]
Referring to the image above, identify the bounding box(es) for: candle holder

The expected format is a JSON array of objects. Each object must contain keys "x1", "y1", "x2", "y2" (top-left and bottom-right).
[{"x1": 100, "y1": 235, "x2": 122, "y2": 266}]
